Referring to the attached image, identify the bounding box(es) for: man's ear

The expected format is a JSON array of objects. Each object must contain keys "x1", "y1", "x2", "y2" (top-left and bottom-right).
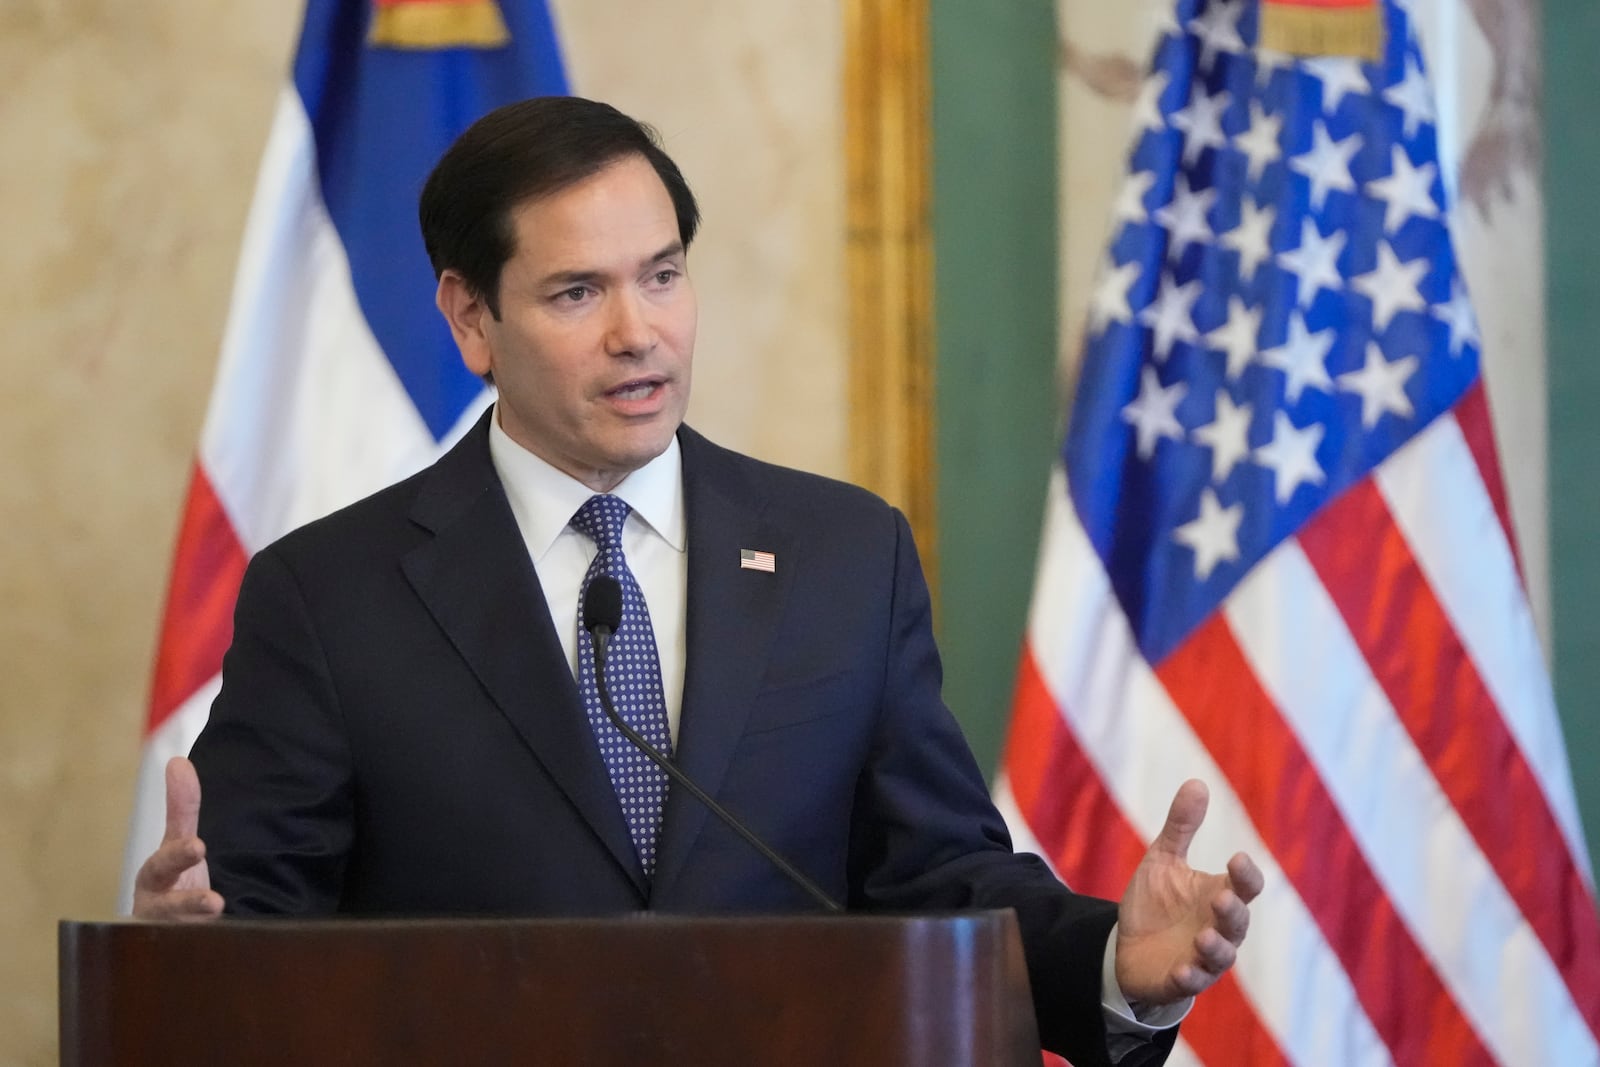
[{"x1": 435, "y1": 270, "x2": 494, "y2": 378}]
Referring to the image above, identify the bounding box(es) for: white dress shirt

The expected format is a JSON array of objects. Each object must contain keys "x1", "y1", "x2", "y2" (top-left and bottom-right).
[
  {"x1": 488, "y1": 410, "x2": 688, "y2": 746},
  {"x1": 485, "y1": 406, "x2": 1188, "y2": 1056}
]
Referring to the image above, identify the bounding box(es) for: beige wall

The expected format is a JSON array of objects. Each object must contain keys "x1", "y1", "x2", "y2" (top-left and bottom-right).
[
  {"x1": 0, "y1": 3, "x2": 845, "y2": 1064},
  {"x1": 2, "y1": 5, "x2": 302, "y2": 1063},
  {"x1": 551, "y1": 0, "x2": 847, "y2": 476}
]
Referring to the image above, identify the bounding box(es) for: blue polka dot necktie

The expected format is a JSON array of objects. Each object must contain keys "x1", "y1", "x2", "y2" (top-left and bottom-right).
[{"x1": 572, "y1": 494, "x2": 673, "y2": 877}]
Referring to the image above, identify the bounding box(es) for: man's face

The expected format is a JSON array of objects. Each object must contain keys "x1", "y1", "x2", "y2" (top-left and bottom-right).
[{"x1": 438, "y1": 153, "x2": 696, "y2": 492}]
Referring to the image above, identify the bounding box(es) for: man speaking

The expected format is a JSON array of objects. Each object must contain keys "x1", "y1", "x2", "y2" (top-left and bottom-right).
[{"x1": 133, "y1": 96, "x2": 1262, "y2": 1066}]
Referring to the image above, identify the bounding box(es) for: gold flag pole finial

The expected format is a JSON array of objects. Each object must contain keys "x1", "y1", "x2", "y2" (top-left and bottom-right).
[
  {"x1": 368, "y1": 0, "x2": 511, "y2": 51},
  {"x1": 1259, "y1": 0, "x2": 1384, "y2": 61}
]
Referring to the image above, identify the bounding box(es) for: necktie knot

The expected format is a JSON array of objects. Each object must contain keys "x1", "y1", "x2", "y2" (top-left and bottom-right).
[{"x1": 571, "y1": 494, "x2": 631, "y2": 553}]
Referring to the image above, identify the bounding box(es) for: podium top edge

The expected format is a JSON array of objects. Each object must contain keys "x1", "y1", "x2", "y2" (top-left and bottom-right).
[{"x1": 61, "y1": 909, "x2": 1020, "y2": 934}]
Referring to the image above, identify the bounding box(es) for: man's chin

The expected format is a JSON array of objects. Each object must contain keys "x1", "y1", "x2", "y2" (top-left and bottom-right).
[
  {"x1": 616, "y1": 438, "x2": 675, "y2": 471},
  {"x1": 593, "y1": 428, "x2": 678, "y2": 480}
]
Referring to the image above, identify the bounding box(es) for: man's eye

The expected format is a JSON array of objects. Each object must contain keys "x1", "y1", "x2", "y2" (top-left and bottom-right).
[
  {"x1": 654, "y1": 270, "x2": 677, "y2": 285},
  {"x1": 561, "y1": 287, "x2": 588, "y2": 302}
]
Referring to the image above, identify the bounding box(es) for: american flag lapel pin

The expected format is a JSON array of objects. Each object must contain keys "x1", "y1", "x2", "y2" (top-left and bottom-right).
[{"x1": 739, "y1": 548, "x2": 776, "y2": 573}]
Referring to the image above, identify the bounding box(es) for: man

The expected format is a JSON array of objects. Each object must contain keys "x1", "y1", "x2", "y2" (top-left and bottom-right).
[{"x1": 134, "y1": 96, "x2": 1261, "y2": 1065}]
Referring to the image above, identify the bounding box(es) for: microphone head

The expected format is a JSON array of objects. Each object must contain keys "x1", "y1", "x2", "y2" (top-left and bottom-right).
[{"x1": 582, "y1": 576, "x2": 623, "y2": 635}]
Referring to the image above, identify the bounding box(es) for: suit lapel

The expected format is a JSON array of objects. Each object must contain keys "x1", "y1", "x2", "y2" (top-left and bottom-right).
[
  {"x1": 651, "y1": 428, "x2": 796, "y2": 901},
  {"x1": 401, "y1": 414, "x2": 646, "y2": 897}
]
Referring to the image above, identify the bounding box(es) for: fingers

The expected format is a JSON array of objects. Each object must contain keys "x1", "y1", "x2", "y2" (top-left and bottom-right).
[
  {"x1": 134, "y1": 837, "x2": 205, "y2": 894},
  {"x1": 163, "y1": 757, "x2": 203, "y2": 843},
  {"x1": 135, "y1": 886, "x2": 224, "y2": 922},
  {"x1": 1160, "y1": 924, "x2": 1241, "y2": 999},
  {"x1": 135, "y1": 761, "x2": 223, "y2": 920},
  {"x1": 1166, "y1": 964, "x2": 1205, "y2": 998},
  {"x1": 1228, "y1": 851, "x2": 1265, "y2": 903},
  {"x1": 1189, "y1": 927, "x2": 1238, "y2": 982},
  {"x1": 1150, "y1": 778, "x2": 1210, "y2": 862},
  {"x1": 132, "y1": 838, "x2": 224, "y2": 920},
  {"x1": 1211, "y1": 885, "x2": 1250, "y2": 946}
]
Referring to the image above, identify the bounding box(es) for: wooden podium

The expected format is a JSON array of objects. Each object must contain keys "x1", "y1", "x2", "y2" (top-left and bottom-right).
[{"x1": 60, "y1": 911, "x2": 1041, "y2": 1065}]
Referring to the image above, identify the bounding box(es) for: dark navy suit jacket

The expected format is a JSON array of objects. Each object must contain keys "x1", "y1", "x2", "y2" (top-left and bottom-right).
[{"x1": 192, "y1": 411, "x2": 1174, "y2": 1065}]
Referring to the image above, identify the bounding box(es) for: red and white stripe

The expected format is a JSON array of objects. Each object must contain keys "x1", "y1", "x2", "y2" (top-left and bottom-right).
[
  {"x1": 1000, "y1": 388, "x2": 1600, "y2": 1065},
  {"x1": 118, "y1": 87, "x2": 487, "y2": 910}
]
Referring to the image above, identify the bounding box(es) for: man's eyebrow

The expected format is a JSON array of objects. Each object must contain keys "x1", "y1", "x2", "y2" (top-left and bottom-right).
[
  {"x1": 535, "y1": 243, "x2": 687, "y2": 289},
  {"x1": 538, "y1": 267, "x2": 605, "y2": 288},
  {"x1": 645, "y1": 241, "x2": 686, "y2": 266}
]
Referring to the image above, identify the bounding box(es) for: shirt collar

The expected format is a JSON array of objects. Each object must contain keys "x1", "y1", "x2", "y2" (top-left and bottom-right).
[{"x1": 487, "y1": 404, "x2": 686, "y2": 562}]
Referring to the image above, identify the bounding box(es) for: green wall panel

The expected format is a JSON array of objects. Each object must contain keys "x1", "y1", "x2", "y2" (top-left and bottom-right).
[
  {"x1": 1545, "y1": 0, "x2": 1600, "y2": 870},
  {"x1": 930, "y1": 0, "x2": 1060, "y2": 774}
]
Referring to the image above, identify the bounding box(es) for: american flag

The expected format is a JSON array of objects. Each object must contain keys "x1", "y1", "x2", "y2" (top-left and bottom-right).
[
  {"x1": 996, "y1": 1, "x2": 1600, "y2": 1064},
  {"x1": 740, "y1": 548, "x2": 777, "y2": 573},
  {"x1": 119, "y1": 0, "x2": 568, "y2": 908}
]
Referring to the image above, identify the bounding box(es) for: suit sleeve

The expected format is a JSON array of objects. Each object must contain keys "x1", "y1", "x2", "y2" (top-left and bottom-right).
[
  {"x1": 190, "y1": 544, "x2": 355, "y2": 915},
  {"x1": 845, "y1": 509, "x2": 1175, "y2": 1067}
]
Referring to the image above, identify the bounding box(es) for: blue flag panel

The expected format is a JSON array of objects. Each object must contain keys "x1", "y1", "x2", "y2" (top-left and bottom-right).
[{"x1": 292, "y1": 0, "x2": 569, "y2": 439}]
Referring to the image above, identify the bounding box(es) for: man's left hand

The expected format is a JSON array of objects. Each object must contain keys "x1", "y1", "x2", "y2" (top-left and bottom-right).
[{"x1": 1114, "y1": 779, "x2": 1264, "y2": 1006}]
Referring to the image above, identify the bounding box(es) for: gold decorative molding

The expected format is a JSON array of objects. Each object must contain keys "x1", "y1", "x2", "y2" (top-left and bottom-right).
[{"x1": 843, "y1": 0, "x2": 937, "y2": 583}]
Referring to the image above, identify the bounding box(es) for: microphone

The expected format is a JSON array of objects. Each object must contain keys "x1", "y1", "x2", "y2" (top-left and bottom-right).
[
  {"x1": 581, "y1": 573, "x2": 624, "y2": 639},
  {"x1": 582, "y1": 576, "x2": 841, "y2": 913}
]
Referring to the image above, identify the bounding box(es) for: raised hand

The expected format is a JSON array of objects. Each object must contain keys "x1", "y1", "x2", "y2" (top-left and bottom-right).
[
  {"x1": 1114, "y1": 779, "x2": 1263, "y2": 1005},
  {"x1": 131, "y1": 757, "x2": 224, "y2": 920}
]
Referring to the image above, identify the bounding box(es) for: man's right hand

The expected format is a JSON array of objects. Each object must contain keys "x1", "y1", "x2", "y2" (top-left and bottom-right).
[{"x1": 131, "y1": 756, "x2": 224, "y2": 920}]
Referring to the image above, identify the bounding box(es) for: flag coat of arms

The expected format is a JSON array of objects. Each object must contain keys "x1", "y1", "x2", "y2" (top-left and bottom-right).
[
  {"x1": 121, "y1": 0, "x2": 568, "y2": 906},
  {"x1": 997, "y1": 1, "x2": 1600, "y2": 1063}
]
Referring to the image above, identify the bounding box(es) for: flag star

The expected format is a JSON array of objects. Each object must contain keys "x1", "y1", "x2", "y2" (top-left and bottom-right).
[
  {"x1": 1259, "y1": 311, "x2": 1336, "y2": 402},
  {"x1": 1304, "y1": 56, "x2": 1371, "y2": 115},
  {"x1": 1205, "y1": 296, "x2": 1263, "y2": 379},
  {"x1": 1384, "y1": 56, "x2": 1435, "y2": 139},
  {"x1": 1277, "y1": 218, "x2": 1347, "y2": 308},
  {"x1": 1252, "y1": 411, "x2": 1327, "y2": 503},
  {"x1": 1192, "y1": 389, "x2": 1255, "y2": 482},
  {"x1": 1088, "y1": 259, "x2": 1145, "y2": 333},
  {"x1": 1153, "y1": 174, "x2": 1218, "y2": 259},
  {"x1": 1138, "y1": 275, "x2": 1204, "y2": 360},
  {"x1": 1132, "y1": 72, "x2": 1171, "y2": 134},
  {"x1": 1112, "y1": 170, "x2": 1158, "y2": 226},
  {"x1": 1187, "y1": 0, "x2": 1246, "y2": 70},
  {"x1": 1369, "y1": 144, "x2": 1440, "y2": 232},
  {"x1": 1437, "y1": 280, "x2": 1480, "y2": 356},
  {"x1": 1234, "y1": 101, "x2": 1283, "y2": 184},
  {"x1": 1352, "y1": 242, "x2": 1429, "y2": 331},
  {"x1": 1290, "y1": 123, "x2": 1361, "y2": 210},
  {"x1": 1220, "y1": 196, "x2": 1276, "y2": 282},
  {"x1": 1173, "y1": 488, "x2": 1244, "y2": 581},
  {"x1": 1170, "y1": 86, "x2": 1231, "y2": 166},
  {"x1": 1338, "y1": 342, "x2": 1419, "y2": 427},
  {"x1": 1254, "y1": 47, "x2": 1294, "y2": 90},
  {"x1": 1151, "y1": 4, "x2": 1183, "y2": 37},
  {"x1": 1121, "y1": 366, "x2": 1188, "y2": 459}
]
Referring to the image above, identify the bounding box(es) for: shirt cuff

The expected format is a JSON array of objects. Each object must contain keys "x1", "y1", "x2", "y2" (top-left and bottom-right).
[{"x1": 1100, "y1": 922, "x2": 1193, "y2": 1040}]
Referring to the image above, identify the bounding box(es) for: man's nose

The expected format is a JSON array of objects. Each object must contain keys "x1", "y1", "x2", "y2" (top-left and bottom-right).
[{"x1": 604, "y1": 290, "x2": 656, "y2": 357}]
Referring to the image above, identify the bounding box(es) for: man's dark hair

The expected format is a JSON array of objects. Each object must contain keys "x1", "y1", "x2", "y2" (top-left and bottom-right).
[{"x1": 419, "y1": 95, "x2": 701, "y2": 319}]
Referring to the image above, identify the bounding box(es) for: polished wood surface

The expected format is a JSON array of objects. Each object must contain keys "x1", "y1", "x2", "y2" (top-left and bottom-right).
[{"x1": 60, "y1": 911, "x2": 1039, "y2": 1066}]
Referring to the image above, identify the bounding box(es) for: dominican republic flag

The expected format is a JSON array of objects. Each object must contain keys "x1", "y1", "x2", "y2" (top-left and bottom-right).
[
  {"x1": 119, "y1": 0, "x2": 567, "y2": 910},
  {"x1": 997, "y1": 2, "x2": 1600, "y2": 1064}
]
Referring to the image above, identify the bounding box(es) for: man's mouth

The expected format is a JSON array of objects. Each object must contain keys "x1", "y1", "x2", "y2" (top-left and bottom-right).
[{"x1": 607, "y1": 378, "x2": 664, "y2": 401}]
